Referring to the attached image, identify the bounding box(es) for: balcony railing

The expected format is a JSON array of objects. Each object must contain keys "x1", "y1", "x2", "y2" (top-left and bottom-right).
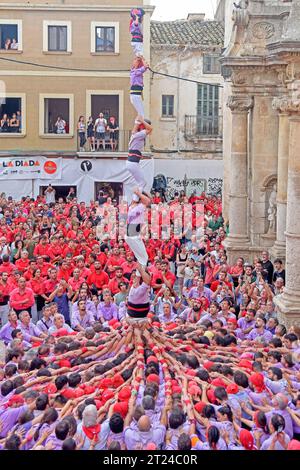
[
  {"x1": 185, "y1": 115, "x2": 223, "y2": 138},
  {"x1": 77, "y1": 129, "x2": 131, "y2": 153}
]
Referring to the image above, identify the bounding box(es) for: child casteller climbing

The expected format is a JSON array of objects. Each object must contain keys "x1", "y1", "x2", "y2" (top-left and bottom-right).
[{"x1": 130, "y1": 8, "x2": 145, "y2": 57}]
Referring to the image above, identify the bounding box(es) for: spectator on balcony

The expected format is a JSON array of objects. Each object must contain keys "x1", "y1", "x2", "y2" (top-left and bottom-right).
[
  {"x1": 67, "y1": 187, "x2": 76, "y2": 201},
  {"x1": 44, "y1": 184, "x2": 56, "y2": 205},
  {"x1": 107, "y1": 116, "x2": 119, "y2": 151},
  {"x1": 4, "y1": 38, "x2": 11, "y2": 50},
  {"x1": 87, "y1": 116, "x2": 95, "y2": 152},
  {"x1": 0, "y1": 114, "x2": 10, "y2": 133},
  {"x1": 55, "y1": 116, "x2": 67, "y2": 134},
  {"x1": 10, "y1": 38, "x2": 19, "y2": 50},
  {"x1": 77, "y1": 116, "x2": 86, "y2": 151},
  {"x1": 94, "y1": 113, "x2": 107, "y2": 151},
  {"x1": 9, "y1": 113, "x2": 20, "y2": 133}
]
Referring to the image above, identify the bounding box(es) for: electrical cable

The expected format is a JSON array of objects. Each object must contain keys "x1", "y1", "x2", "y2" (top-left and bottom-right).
[{"x1": 0, "y1": 56, "x2": 223, "y2": 88}]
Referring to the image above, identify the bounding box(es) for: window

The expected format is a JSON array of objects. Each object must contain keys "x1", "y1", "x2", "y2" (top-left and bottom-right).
[
  {"x1": 95, "y1": 27, "x2": 115, "y2": 52},
  {"x1": 203, "y1": 55, "x2": 221, "y2": 74},
  {"x1": 43, "y1": 21, "x2": 71, "y2": 52},
  {"x1": 40, "y1": 94, "x2": 74, "y2": 136},
  {"x1": 48, "y1": 25, "x2": 67, "y2": 51},
  {"x1": 162, "y1": 95, "x2": 175, "y2": 117},
  {"x1": 0, "y1": 20, "x2": 22, "y2": 51},
  {"x1": 197, "y1": 84, "x2": 220, "y2": 135},
  {"x1": 91, "y1": 22, "x2": 119, "y2": 54},
  {"x1": 0, "y1": 94, "x2": 25, "y2": 135}
]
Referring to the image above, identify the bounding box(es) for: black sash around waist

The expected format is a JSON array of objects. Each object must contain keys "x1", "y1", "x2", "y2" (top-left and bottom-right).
[{"x1": 127, "y1": 301, "x2": 150, "y2": 318}]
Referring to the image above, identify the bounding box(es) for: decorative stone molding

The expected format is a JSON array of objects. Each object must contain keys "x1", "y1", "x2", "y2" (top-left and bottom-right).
[
  {"x1": 252, "y1": 22, "x2": 275, "y2": 40},
  {"x1": 227, "y1": 95, "x2": 254, "y2": 112},
  {"x1": 272, "y1": 96, "x2": 300, "y2": 114}
]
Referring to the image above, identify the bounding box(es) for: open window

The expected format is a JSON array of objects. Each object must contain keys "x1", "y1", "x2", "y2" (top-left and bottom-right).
[
  {"x1": 0, "y1": 20, "x2": 22, "y2": 51},
  {"x1": 0, "y1": 94, "x2": 25, "y2": 135},
  {"x1": 40, "y1": 94, "x2": 74, "y2": 136}
]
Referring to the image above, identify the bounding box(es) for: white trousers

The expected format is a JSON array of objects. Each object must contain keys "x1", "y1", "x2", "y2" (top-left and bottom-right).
[
  {"x1": 131, "y1": 42, "x2": 144, "y2": 57},
  {"x1": 126, "y1": 160, "x2": 147, "y2": 192},
  {"x1": 130, "y1": 94, "x2": 144, "y2": 119},
  {"x1": 0, "y1": 304, "x2": 9, "y2": 326},
  {"x1": 125, "y1": 235, "x2": 148, "y2": 266}
]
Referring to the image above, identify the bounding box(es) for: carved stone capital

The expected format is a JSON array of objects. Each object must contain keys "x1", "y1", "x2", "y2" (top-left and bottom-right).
[
  {"x1": 227, "y1": 96, "x2": 254, "y2": 112},
  {"x1": 272, "y1": 96, "x2": 300, "y2": 115}
]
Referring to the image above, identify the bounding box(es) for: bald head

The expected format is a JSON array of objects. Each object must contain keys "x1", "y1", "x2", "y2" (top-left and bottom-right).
[{"x1": 138, "y1": 415, "x2": 151, "y2": 432}]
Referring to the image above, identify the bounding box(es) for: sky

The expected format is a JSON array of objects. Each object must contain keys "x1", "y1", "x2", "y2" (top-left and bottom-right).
[{"x1": 150, "y1": 0, "x2": 218, "y2": 21}]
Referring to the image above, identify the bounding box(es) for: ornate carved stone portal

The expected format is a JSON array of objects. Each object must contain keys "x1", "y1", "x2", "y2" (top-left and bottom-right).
[{"x1": 221, "y1": 0, "x2": 300, "y2": 325}]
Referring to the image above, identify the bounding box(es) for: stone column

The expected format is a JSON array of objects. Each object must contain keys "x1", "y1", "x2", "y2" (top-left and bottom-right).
[
  {"x1": 275, "y1": 100, "x2": 300, "y2": 327},
  {"x1": 271, "y1": 98, "x2": 289, "y2": 259},
  {"x1": 224, "y1": 95, "x2": 253, "y2": 258}
]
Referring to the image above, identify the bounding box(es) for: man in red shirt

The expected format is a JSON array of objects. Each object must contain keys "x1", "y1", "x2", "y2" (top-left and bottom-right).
[
  {"x1": 121, "y1": 252, "x2": 137, "y2": 281},
  {"x1": 24, "y1": 259, "x2": 38, "y2": 281},
  {"x1": 15, "y1": 250, "x2": 30, "y2": 273},
  {"x1": 58, "y1": 259, "x2": 73, "y2": 282},
  {"x1": 151, "y1": 260, "x2": 176, "y2": 292},
  {"x1": 10, "y1": 277, "x2": 35, "y2": 316},
  {"x1": 33, "y1": 236, "x2": 50, "y2": 259},
  {"x1": 210, "y1": 270, "x2": 233, "y2": 292},
  {"x1": 105, "y1": 247, "x2": 126, "y2": 276},
  {"x1": 108, "y1": 267, "x2": 128, "y2": 295},
  {"x1": 87, "y1": 261, "x2": 109, "y2": 294},
  {"x1": 0, "y1": 255, "x2": 15, "y2": 275},
  {"x1": 43, "y1": 268, "x2": 59, "y2": 299},
  {"x1": 0, "y1": 272, "x2": 10, "y2": 325}
]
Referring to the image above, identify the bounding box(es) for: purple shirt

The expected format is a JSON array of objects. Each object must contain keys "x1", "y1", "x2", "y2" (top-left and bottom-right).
[
  {"x1": 128, "y1": 282, "x2": 149, "y2": 305},
  {"x1": 248, "y1": 328, "x2": 273, "y2": 343},
  {"x1": 0, "y1": 404, "x2": 28, "y2": 438},
  {"x1": 266, "y1": 409, "x2": 294, "y2": 439},
  {"x1": 36, "y1": 317, "x2": 53, "y2": 334},
  {"x1": 124, "y1": 423, "x2": 166, "y2": 450},
  {"x1": 96, "y1": 302, "x2": 119, "y2": 322},
  {"x1": 189, "y1": 287, "x2": 212, "y2": 302},
  {"x1": 19, "y1": 321, "x2": 42, "y2": 342},
  {"x1": 130, "y1": 66, "x2": 147, "y2": 88},
  {"x1": 72, "y1": 300, "x2": 96, "y2": 318},
  {"x1": 0, "y1": 321, "x2": 21, "y2": 344},
  {"x1": 71, "y1": 310, "x2": 95, "y2": 329}
]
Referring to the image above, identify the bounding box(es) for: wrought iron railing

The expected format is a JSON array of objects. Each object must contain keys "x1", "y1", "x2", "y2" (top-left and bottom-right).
[
  {"x1": 77, "y1": 129, "x2": 131, "y2": 152},
  {"x1": 184, "y1": 114, "x2": 223, "y2": 138}
]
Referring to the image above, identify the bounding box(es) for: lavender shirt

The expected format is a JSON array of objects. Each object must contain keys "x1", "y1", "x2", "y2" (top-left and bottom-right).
[
  {"x1": 248, "y1": 328, "x2": 273, "y2": 343},
  {"x1": 128, "y1": 282, "x2": 149, "y2": 305},
  {"x1": 72, "y1": 300, "x2": 97, "y2": 319},
  {"x1": 19, "y1": 321, "x2": 42, "y2": 342},
  {"x1": 71, "y1": 310, "x2": 95, "y2": 329},
  {"x1": 130, "y1": 66, "x2": 147, "y2": 88},
  {"x1": 96, "y1": 302, "x2": 119, "y2": 322},
  {"x1": 0, "y1": 404, "x2": 28, "y2": 438},
  {"x1": 265, "y1": 409, "x2": 294, "y2": 439},
  {"x1": 36, "y1": 317, "x2": 53, "y2": 334},
  {"x1": 189, "y1": 287, "x2": 213, "y2": 302},
  {"x1": 128, "y1": 203, "x2": 145, "y2": 225},
  {"x1": 0, "y1": 321, "x2": 21, "y2": 344},
  {"x1": 129, "y1": 130, "x2": 147, "y2": 152},
  {"x1": 124, "y1": 423, "x2": 166, "y2": 450}
]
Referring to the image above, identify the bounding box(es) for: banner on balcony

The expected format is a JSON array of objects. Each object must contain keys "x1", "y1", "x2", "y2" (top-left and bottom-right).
[{"x1": 0, "y1": 157, "x2": 62, "y2": 180}]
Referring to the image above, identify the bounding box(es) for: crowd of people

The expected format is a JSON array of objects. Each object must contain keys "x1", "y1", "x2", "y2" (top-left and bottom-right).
[
  {"x1": 0, "y1": 189, "x2": 298, "y2": 451},
  {"x1": 77, "y1": 115, "x2": 119, "y2": 152}
]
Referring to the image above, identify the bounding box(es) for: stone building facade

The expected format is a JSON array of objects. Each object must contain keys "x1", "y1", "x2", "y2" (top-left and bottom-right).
[
  {"x1": 150, "y1": 14, "x2": 224, "y2": 176},
  {"x1": 217, "y1": 0, "x2": 300, "y2": 326}
]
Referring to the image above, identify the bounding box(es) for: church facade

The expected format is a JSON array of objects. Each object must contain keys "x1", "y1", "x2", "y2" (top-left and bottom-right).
[{"x1": 217, "y1": 0, "x2": 300, "y2": 326}]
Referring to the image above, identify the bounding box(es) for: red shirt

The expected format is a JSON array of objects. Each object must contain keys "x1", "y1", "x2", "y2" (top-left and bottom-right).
[
  {"x1": 15, "y1": 258, "x2": 30, "y2": 272},
  {"x1": 48, "y1": 245, "x2": 63, "y2": 259},
  {"x1": 120, "y1": 261, "x2": 137, "y2": 276},
  {"x1": 68, "y1": 277, "x2": 85, "y2": 291},
  {"x1": 10, "y1": 287, "x2": 35, "y2": 310},
  {"x1": 210, "y1": 279, "x2": 233, "y2": 292},
  {"x1": 43, "y1": 279, "x2": 58, "y2": 294},
  {"x1": 34, "y1": 243, "x2": 50, "y2": 257},
  {"x1": 87, "y1": 271, "x2": 109, "y2": 289},
  {"x1": 57, "y1": 267, "x2": 73, "y2": 282},
  {"x1": 0, "y1": 281, "x2": 10, "y2": 302},
  {"x1": 30, "y1": 279, "x2": 45, "y2": 296},
  {"x1": 108, "y1": 276, "x2": 128, "y2": 295},
  {"x1": 0, "y1": 262, "x2": 16, "y2": 275}
]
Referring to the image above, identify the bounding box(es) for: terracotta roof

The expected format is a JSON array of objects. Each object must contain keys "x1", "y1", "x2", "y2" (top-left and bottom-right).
[{"x1": 151, "y1": 19, "x2": 224, "y2": 47}]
